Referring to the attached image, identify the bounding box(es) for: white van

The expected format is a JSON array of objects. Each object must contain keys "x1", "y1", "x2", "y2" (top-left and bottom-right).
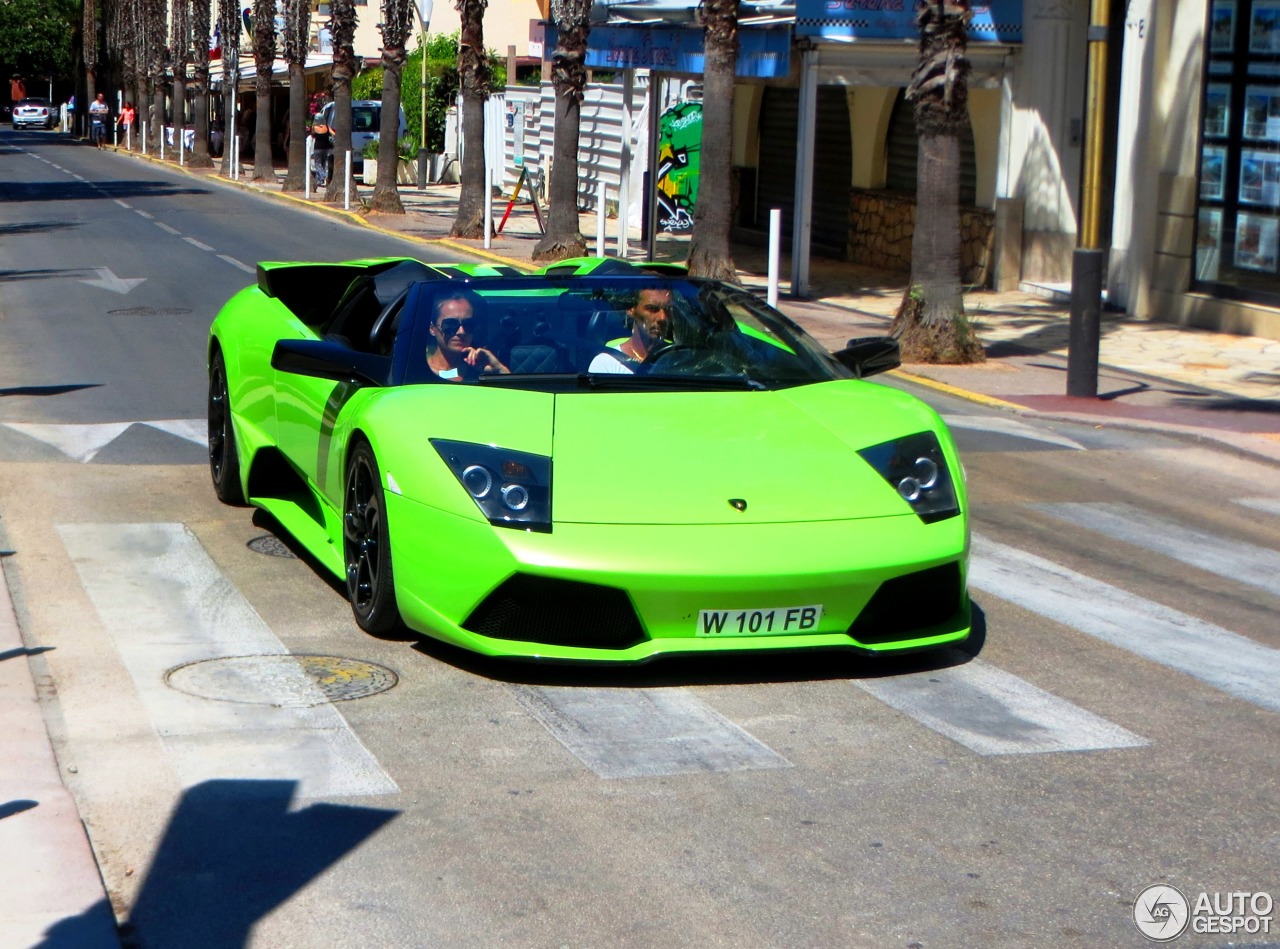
[{"x1": 318, "y1": 99, "x2": 408, "y2": 170}]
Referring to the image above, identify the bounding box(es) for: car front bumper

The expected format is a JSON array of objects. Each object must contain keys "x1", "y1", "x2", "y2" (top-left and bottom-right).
[{"x1": 386, "y1": 495, "x2": 970, "y2": 662}]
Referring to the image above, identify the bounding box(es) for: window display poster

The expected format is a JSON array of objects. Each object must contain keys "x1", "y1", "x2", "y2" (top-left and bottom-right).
[
  {"x1": 1243, "y1": 86, "x2": 1280, "y2": 139},
  {"x1": 1197, "y1": 209, "x2": 1223, "y2": 281},
  {"x1": 1234, "y1": 212, "x2": 1280, "y2": 271},
  {"x1": 1202, "y1": 145, "x2": 1227, "y2": 200},
  {"x1": 1238, "y1": 148, "x2": 1280, "y2": 204},
  {"x1": 1250, "y1": 0, "x2": 1280, "y2": 54},
  {"x1": 1213, "y1": 1, "x2": 1237, "y2": 53},
  {"x1": 1206, "y1": 84, "x2": 1232, "y2": 137}
]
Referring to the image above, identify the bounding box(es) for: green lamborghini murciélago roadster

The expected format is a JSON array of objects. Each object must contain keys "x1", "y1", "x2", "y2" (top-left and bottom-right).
[{"x1": 206, "y1": 256, "x2": 970, "y2": 662}]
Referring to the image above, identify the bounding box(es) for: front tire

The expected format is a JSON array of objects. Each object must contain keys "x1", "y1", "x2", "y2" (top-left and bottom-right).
[
  {"x1": 344, "y1": 442, "x2": 401, "y2": 635},
  {"x1": 208, "y1": 350, "x2": 245, "y2": 505}
]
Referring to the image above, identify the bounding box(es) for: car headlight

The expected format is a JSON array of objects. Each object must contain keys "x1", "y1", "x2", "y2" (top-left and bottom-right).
[
  {"x1": 431, "y1": 439, "x2": 552, "y2": 532},
  {"x1": 858, "y1": 431, "x2": 960, "y2": 523}
]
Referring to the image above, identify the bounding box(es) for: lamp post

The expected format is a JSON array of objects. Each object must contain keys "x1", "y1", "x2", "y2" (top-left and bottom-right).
[{"x1": 416, "y1": 0, "x2": 434, "y2": 188}]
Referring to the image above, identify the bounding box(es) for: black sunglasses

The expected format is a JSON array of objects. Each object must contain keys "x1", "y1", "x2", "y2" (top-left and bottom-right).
[{"x1": 436, "y1": 317, "x2": 478, "y2": 337}]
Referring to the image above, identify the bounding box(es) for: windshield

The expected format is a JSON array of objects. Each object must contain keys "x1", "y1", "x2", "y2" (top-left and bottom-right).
[
  {"x1": 402, "y1": 276, "x2": 849, "y2": 391},
  {"x1": 352, "y1": 107, "x2": 380, "y2": 132}
]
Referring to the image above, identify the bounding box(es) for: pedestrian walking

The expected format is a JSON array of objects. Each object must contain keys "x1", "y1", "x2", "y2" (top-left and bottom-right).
[
  {"x1": 117, "y1": 101, "x2": 135, "y2": 148},
  {"x1": 10, "y1": 74, "x2": 25, "y2": 103},
  {"x1": 89, "y1": 93, "x2": 110, "y2": 147}
]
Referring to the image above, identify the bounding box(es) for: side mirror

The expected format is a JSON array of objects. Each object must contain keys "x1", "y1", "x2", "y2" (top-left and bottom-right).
[
  {"x1": 271, "y1": 338, "x2": 389, "y2": 386},
  {"x1": 833, "y1": 336, "x2": 901, "y2": 379}
]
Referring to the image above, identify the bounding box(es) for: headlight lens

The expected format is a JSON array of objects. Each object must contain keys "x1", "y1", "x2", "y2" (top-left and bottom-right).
[
  {"x1": 431, "y1": 439, "x2": 551, "y2": 532},
  {"x1": 858, "y1": 431, "x2": 960, "y2": 523}
]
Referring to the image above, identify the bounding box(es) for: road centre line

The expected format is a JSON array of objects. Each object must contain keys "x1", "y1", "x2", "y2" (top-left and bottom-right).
[
  {"x1": 135, "y1": 209, "x2": 153, "y2": 219},
  {"x1": 114, "y1": 199, "x2": 131, "y2": 209},
  {"x1": 854, "y1": 660, "x2": 1147, "y2": 755},
  {"x1": 1032, "y1": 502, "x2": 1280, "y2": 597},
  {"x1": 57, "y1": 522, "x2": 398, "y2": 798},
  {"x1": 509, "y1": 685, "x2": 792, "y2": 779},
  {"x1": 970, "y1": 534, "x2": 1280, "y2": 713},
  {"x1": 184, "y1": 237, "x2": 215, "y2": 252},
  {"x1": 155, "y1": 222, "x2": 181, "y2": 235},
  {"x1": 218, "y1": 255, "x2": 254, "y2": 273}
]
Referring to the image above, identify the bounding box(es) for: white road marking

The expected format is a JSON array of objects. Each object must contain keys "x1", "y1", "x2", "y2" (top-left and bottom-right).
[
  {"x1": 971, "y1": 534, "x2": 1280, "y2": 712},
  {"x1": 135, "y1": 210, "x2": 153, "y2": 219},
  {"x1": 155, "y1": 222, "x2": 181, "y2": 235},
  {"x1": 510, "y1": 686, "x2": 792, "y2": 779},
  {"x1": 942, "y1": 414, "x2": 1086, "y2": 450},
  {"x1": 1, "y1": 420, "x2": 206, "y2": 460},
  {"x1": 114, "y1": 199, "x2": 132, "y2": 209},
  {"x1": 855, "y1": 660, "x2": 1147, "y2": 755},
  {"x1": 183, "y1": 237, "x2": 215, "y2": 252},
  {"x1": 218, "y1": 254, "x2": 254, "y2": 273},
  {"x1": 3, "y1": 422, "x2": 131, "y2": 462},
  {"x1": 58, "y1": 523, "x2": 398, "y2": 798},
  {"x1": 1236, "y1": 497, "x2": 1280, "y2": 517},
  {"x1": 144, "y1": 419, "x2": 207, "y2": 445},
  {"x1": 1032, "y1": 502, "x2": 1280, "y2": 596}
]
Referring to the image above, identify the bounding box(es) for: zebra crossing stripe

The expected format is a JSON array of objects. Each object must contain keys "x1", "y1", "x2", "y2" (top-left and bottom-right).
[
  {"x1": 854, "y1": 659, "x2": 1148, "y2": 755},
  {"x1": 970, "y1": 534, "x2": 1280, "y2": 713},
  {"x1": 1032, "y1": 502, "x2": 1280, "y2": 597},
  {"x1": 509, "y1": 685, "x2": 792, "y2": 779},
  {"x1": 1236, "y1": 497, "x2": 1280, "y2": 517},
  {"x1": 58, "y1": 523, "x2": 398, "y2": 799}
]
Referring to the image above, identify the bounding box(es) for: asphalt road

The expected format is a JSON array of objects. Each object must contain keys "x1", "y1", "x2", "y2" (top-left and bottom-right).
[{"x1": 2, "y1": 130, "x2": 1278, "y2": 949}]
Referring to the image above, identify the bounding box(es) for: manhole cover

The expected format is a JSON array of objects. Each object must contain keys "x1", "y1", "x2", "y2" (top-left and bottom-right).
[
  {"x1": 107, "y1": 307, "x2": 192, "y2": 316},
  {"x1": 247, "y1": 534, "x2": 297, "y2": 558},
  {"x1": 165, "y1": 655, "x2": 398, "y2": 707}
]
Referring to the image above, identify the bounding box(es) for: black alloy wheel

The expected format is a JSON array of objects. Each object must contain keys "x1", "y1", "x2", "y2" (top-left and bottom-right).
[
  {"x1": 344, "y1": 443, "x2": 401, "y2": 635},
  {"x1": 208, "y1": 350, "x2": 245, "y2": 505}
]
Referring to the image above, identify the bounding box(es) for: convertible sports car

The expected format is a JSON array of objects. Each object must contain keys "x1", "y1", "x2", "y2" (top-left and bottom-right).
[{"x1": 207, "y1": 256, "x2": 970, "y2": 662}]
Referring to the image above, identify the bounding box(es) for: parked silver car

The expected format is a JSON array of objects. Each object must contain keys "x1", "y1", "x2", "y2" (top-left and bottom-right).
[
  {"x1": 13, "y1": 97, "x2": 56, "y2": 130},
  {"x1": 317, "y1": 100, "x2": 407, "y2": 171}
]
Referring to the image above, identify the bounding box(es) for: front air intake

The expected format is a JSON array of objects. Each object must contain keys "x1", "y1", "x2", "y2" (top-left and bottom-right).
[
  {"x1": 463, "y1": 574, "x2": 648, "y2": 650},
  {"x1": 848, "y1": 562, "x2": 964, "y2": 645}
]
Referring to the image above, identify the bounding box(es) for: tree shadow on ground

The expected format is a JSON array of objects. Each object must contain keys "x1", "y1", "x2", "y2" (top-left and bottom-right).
[
  {"x1": 0, "y1": 180, "x2": 210, "y2": 203},
  {"x1": 115, "y1": 779, "x2": 398, "y2": 949}
]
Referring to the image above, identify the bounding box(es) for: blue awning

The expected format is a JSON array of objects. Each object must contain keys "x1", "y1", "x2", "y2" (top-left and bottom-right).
[{"x1": 545, "y1": 24, "x2": 792, "y2": 78}]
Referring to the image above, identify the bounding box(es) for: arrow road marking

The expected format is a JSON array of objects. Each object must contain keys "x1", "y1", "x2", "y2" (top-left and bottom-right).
[{"x1": 78, "y1": 267, "x2": 146, "y2": 294}]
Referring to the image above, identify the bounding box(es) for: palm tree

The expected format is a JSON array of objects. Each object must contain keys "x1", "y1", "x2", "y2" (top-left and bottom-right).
[
  {"x1": 217, "y1": 0, "x2": 240, "y2": 174},
  {"x1": 889, "y1": 0, "x2": 984, "y2": 363},
  {"x1": 450, "y1": 0, "x2": 489, "y2": 237},
  {"x1": 686, "y1": 0, "x2": 738, "y2": 282},
  {"x1": 190, "y1": 0, "x2": 214, "y2": 167},
  {"x1": 107, "y1": 0, "x2": 142, "y2": 148},
  {"x1": 143, "y1": 0, "x2": 166, "y2": 152},
  {"x1": 170, "y1": 0, "x2": 190, "y2": 161},
  {"x1": 281, "y1": 0, "x2": 310, "y2": 190},
  {"x1": 531, "y1": 0, "x2": 590, "y2": 261},
  {"x1": 326, "y1": 0, "x2": 358, "y2": 201},
  {"x1": 372, "y1": 0, "x2": 413, "y2": 212},
  {"x1": 83, "y1": 0, "x2": 99, "y2": 137},
  {"x1": 251, "y1": 0, "x2": 276, "y2": 181}
]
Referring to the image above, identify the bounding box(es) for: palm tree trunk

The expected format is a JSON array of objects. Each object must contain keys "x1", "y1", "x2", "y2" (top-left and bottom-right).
[
  {"x1": 372, "y1": 48, "x2": 407, "y2": 212},
  {"x1": 532, "y1": 0, "x2": 590, "y2": 261},
  {"x1": 282, "y1": 63, "x2": 307, "y2": 190},
  {"x1": 687, "y1": 0, "x2": 739, "y2": 282},
  {"x1": 190, "y1": 0, "x2": 213, "y2": 167},
  {"x1": 890, "y1": 0, "x2": 984, "y2": 364},
  {"x1": 451, "y1": 0, "x2": 489, "y2": 237}
]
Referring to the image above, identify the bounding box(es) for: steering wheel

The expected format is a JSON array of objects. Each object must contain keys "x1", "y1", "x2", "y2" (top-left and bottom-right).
[{"x1": 640, "y1": 341, "x2": 699, "y2": 371}]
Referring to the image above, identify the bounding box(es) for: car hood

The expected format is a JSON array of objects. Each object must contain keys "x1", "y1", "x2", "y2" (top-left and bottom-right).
[{"x1": 551, "y1": 381, "x2": 942, "y2": 525}]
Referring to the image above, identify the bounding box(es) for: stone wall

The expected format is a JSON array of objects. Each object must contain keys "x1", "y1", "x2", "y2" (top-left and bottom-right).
[{"x1": 848, "y1": 189, "x2": 996, "y2": 288}]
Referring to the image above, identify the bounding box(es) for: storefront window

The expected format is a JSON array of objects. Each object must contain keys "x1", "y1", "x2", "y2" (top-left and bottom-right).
[{"x1": 1196, "y1": 0, "x2": 1280, "y2": 301}]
